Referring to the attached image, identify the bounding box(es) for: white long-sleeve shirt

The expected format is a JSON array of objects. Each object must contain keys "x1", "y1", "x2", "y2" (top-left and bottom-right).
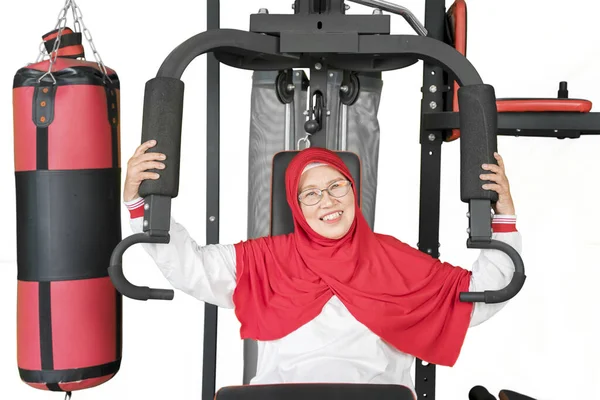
[{"x1": 125, "y1": 198, "x2": 522, "y2": 398}]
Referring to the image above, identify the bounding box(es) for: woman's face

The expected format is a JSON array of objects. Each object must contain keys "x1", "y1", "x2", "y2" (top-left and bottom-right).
[{"x1": 297, "y1": 165, "x2": 355, "y2": 239}]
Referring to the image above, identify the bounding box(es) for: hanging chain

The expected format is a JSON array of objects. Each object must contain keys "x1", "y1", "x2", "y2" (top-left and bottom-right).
[
  {"x1": 71, "y1": 2, "x2": 81, "y2": 33},
  {"x1": 37, "y1": 0, "x2": 71, "y2": 83},
  {"x1": 36, "y1": 0, "x2": 111, "y2": 83},
  {"x1": 71, "y1": 0, "x2": 112, "y2": 82},
  {"x1": 35, "y1": 0, "x2": 70, "y2": 63}
]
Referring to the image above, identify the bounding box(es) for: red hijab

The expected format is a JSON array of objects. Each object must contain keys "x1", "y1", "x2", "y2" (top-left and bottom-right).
[{"x1": 232, "y1": 148, "x2": 473, "y2": 366}]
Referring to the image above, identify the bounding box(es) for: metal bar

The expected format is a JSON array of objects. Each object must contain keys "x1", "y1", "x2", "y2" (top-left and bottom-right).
[
  {"x1": 346, "y1": 0, "x2": 428, "y2": 35},
  {"x1": 202, "y1": 3, "x2": 220, "y2": 400},
  {"x1": 340, "y1": 104, "x2": 348, "y2": 150},
  {"x1": 250, "y1": 14, "x2": 391, "y2": 35},
  {"x1": 156, "y1": 29, "x2": 295, "y2": 78},
  {"x1": 285, "y1": 103, "x2": 293, "y2": 150},
  {"x1": 306, "y1": 62, "x2": 329, "y2": 148},
  {"x1": 354, "y1": 35, "x2": 482, "y2": 86},
  {"x1": 422, "y1": 111, "x2": 600, "y2": 137},
  {"x1": 415, "y1": 1, "x2": 447, "y2": 399}
]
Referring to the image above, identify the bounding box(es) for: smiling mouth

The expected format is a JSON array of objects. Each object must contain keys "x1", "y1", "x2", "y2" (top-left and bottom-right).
[{"x1": 320, "y1": 211, "x2": 343, "y2": 222}]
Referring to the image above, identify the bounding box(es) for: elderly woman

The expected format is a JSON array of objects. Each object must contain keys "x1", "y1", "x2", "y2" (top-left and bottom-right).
[{"x1": 123, "y1": 142, "x2": 521, "y2": 397}]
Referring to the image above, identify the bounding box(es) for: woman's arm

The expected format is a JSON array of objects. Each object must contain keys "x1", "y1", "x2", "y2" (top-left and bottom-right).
[
  {"x1": 125, "y1": 198, "x2": 237, "y2": 308},
  {"x1": 468, "y1": 214, "x2": 522, "y2": 327}
]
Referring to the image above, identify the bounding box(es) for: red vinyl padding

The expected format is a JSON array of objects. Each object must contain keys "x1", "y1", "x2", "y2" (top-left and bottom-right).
[
  {"x1": 496, "y1": 99, "x2": 592, "y2": 113},
  {"x1": 446, "y1": 0, "x2": 592, "y2": 141}
]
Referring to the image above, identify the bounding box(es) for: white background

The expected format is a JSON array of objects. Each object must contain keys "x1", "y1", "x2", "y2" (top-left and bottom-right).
[{"x1": 1, "y1": 0, "x2": 599, "y2": 399}]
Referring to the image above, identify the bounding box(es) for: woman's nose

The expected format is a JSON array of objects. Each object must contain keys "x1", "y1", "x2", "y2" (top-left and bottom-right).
[{"x1": 320, "y1": 191, "x2": 334, "y2": 207}]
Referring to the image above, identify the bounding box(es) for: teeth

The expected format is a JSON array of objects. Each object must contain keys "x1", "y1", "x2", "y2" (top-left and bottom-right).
[{"x1": 323, "y1": 211, "x2": 342, "y2": 221}]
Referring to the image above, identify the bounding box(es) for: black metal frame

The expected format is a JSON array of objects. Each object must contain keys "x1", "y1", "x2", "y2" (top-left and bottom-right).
[
  {"x1": 105, "y1": 1, "x2": 600, "y2": 400},
  {"x1": 416, "y1": 2, "x2": 446, "y2": 398},
  {"x1": 202, "y1": 2, "x2": 220, "y2": 399},
  {"x1": 424, "y1": 111, "x2": 600, "y2": 138}
]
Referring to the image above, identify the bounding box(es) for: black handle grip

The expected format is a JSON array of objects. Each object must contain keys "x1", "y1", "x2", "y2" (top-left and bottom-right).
[
  {"x1": 460, "y1": 238, "x2": 526, "y2": 304},
  {"x1": 108, "y1": 233, "x2": 174, "y2": 301},
  {"x1": 469, "y1": 385, "x2": 496, "y2": 400},
  {"x1": 138, "y1": 77, "x2": 185, "y2": 199},
  {"x1": 458, "y1": 84, "x2": 499, "y2": 204}
]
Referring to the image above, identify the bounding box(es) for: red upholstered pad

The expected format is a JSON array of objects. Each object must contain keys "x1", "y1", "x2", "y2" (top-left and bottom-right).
[
  {"x1": 496, "y1": 98, "x2": 592, "y2": 113},
  {"x1": 444, "y1": 0, "x2": 593, "y2": 142}
]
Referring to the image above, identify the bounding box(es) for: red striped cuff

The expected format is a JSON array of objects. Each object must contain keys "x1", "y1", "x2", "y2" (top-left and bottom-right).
[
  {"x1": 124, "y1": 197, "x2": 144, "y2": 219},
  {"x1": 492, "y1": 215, "x2": 517, "y2": 232}
]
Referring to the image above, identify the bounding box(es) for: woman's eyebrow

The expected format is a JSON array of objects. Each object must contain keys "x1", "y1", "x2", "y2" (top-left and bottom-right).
[{"x1": 300, "y1": 177, "x2": 344, "y2": 191}]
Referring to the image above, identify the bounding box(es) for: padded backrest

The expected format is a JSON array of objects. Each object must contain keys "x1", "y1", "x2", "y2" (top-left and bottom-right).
[
  {"x1": 446, "y1": 0, "x2": 468, "y2": 141},
  {"x1": 270, "y1": 151, "x2": 362, "y2": 236},
  {"x1": 447, "y1": 0, "x2": 467, "y2": 56}
]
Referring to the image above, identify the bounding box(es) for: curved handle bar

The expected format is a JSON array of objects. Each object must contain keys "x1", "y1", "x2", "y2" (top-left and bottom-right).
[
  {"x1": 347, "y1": 0, "x2": 428, "y2": 36},
  {"x1": 460, "y1": 239, "x2": 526, "y2": 304},
  {"x1": 108, "y1": 233, "x2": 174, "y2": 301}
]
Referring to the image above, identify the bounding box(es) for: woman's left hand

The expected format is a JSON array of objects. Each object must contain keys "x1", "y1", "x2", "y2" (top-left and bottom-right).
[{"x1": 480, "y1": 152, "x2": 515, "y2": 215}]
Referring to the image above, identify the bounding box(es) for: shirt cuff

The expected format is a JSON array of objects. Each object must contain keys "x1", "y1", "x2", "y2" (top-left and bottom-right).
[
  {"x1": 124, "y1": 197, "x2": 144, "y2": 219},
  {"x1": 492, "y1": 214, "x2": 517, "y2": 233}
]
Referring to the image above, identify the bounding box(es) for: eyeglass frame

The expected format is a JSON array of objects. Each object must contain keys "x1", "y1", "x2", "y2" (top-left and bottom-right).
[{"x1": 297, "y1": 179, "x2": 353, "y2": 206}]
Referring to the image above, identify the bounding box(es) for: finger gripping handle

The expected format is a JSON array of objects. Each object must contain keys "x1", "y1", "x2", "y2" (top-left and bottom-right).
[
  {"x1": 460, "y1": 239, "x2": 526, "y2": 304},
  {"x1": 108, "y1": 233, "x2": 174, "y2": 301}
]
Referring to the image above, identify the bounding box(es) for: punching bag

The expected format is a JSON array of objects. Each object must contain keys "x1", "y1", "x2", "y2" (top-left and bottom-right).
[{"x1": 13, "y1": 24, "x2": 122, "y2": 393}]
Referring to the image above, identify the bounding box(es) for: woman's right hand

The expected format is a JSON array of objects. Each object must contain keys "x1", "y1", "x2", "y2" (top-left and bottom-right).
[{"x1": 123, "y1": 140, "x2": 166, "y2": 202}]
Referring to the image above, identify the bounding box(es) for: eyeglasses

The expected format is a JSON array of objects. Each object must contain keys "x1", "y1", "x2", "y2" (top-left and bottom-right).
[{"x1": 298, "y1": 179, "x2": 352, "y2": 206}]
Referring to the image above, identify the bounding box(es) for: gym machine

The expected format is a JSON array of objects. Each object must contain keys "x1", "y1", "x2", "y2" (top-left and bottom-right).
[{"x1": 108, "y1": 0, "x2": 600, "y2": 399}]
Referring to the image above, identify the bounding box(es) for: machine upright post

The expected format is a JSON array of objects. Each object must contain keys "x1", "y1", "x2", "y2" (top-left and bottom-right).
[
  {"x1": 203, "y1": 2, "x2": 220, "y2": 400},
  {"x1": 416, "y1": 0, "x2": 448, "y2": 399}
]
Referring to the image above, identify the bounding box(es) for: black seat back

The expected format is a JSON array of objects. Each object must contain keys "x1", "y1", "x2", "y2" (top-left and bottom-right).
[{"x1": 270, "y1": 151, "x2": 362, "y2": 236}]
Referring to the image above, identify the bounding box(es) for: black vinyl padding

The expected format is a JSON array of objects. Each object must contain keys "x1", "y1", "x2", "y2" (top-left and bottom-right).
[
  {"x1": 15, "y1": 169, "x2": 121, "y2": 281},
  {"x1": 457, "y1": 84, "x2": 499, "y2": 203},
  {"x1": 215, "y1": 383, "x2": 415, "y2": 400},
  {"x1": 270, "y1": 151, "x2": 362, "y2": 236},
  {"x1": 138, "y1": 77, "x2": 184, "y2": 198}
]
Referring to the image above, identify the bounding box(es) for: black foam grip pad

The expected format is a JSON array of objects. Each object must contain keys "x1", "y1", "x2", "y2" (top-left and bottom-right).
[
  {"x1": 138, "y1": 77, "x2": 184, "y2": 198},
  {"x1": 469, "y1": 385, "x2": 496, "y2": 400},
  {"x1": 458, "y1": 84, "x2": 499, "y2": 203}
]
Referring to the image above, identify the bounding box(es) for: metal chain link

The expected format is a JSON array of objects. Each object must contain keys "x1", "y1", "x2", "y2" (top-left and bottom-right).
[
  {"x1": 71, "y1": 0, "x2": 112, "y2": 82},
  {"x1": 35, "y1": 0, "x2": 111, "y2": 83},
  {"x1": 35, "y1": 0, "x2": 70, "y2": 63},
  {"x1": 37, "y1": 0, "x2": 71, "y2": 83},
  {"x1": 71, "y1": 2, "x2": 81, "y2": 33},
  {"x1": 35, "y1": 41, "x2": 47, "y2": 63}
]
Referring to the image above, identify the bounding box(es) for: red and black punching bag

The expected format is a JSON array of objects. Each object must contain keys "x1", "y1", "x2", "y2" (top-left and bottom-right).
[{"x1": 13, "y1": 26, "x2": 122, "y2": 393}]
